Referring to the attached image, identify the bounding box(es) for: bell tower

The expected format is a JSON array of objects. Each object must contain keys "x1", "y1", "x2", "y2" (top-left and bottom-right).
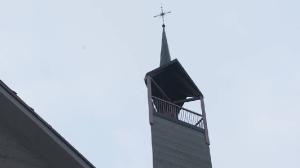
[{"x1": 145, "y1": 10, "x2": 213, "y2": 168}]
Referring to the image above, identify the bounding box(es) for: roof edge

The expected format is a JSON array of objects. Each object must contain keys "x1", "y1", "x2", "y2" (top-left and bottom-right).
[
  {"x1": 0, "y1": 80, "x2": 95, "y2": 168},
  {"x1": 144, "y1": 59, "x2": 203, "y2": 98}
]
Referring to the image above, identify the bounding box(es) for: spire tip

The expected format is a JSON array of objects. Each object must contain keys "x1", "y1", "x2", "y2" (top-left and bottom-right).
[{"x1": 154, "y1": 5, "x2": 171, "y2": 27}]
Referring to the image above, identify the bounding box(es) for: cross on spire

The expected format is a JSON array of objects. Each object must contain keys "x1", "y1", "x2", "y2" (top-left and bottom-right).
[{"x1": 154, "y1": 5, "x2": 171, "y2": 27}]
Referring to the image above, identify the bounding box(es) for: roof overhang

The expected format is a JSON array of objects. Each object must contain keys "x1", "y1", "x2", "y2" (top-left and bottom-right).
[{"x1": 145, "y1": 59, "x2": 203, "y2": 105}]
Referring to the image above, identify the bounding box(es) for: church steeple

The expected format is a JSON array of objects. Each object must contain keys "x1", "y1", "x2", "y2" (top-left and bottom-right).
[
  {"x1": 153, "y1": 5, "x2": 172, "y2": 66},
  {"x1": 160, "y1": 25, "x2": 171, "y2": 66},
  {"x1": 145, "y1": 6, "x2": 212, "y2": 168}
]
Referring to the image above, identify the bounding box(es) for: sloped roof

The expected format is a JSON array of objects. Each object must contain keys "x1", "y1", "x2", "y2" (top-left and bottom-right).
[
  {"x1": 0, "y1": 80, "x2": 95, "y2": 168},
  {"x1": 145, "y1": 59, "x2": 203, "y2": 104}
]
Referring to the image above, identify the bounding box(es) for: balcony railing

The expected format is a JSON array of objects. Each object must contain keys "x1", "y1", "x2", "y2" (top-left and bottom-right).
[{"x1": 151, "y1": 96, "x2": 204, "y2": 129}]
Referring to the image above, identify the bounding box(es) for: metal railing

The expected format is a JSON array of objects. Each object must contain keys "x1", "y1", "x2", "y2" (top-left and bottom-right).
[{"x1": 151, "y1": 96, "x2": 204, "y2": 129}]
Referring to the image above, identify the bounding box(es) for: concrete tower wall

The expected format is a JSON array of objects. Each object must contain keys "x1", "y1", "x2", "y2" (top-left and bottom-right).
[{"x1": 151, "y1": 115, "x2": 212, "y2": 168}]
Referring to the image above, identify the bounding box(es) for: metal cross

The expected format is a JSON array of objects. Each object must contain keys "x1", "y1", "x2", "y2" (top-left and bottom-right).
[{"x1": 154, "y1": 5, "x2": 171, "y2": 27}]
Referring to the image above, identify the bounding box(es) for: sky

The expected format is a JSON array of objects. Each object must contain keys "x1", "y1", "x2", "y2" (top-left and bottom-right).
[{"x1": 0, "y1": 0, "x2": 300, "y2": 167}]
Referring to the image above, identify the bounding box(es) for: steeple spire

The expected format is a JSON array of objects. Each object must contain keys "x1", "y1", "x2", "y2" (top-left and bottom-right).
[
  {"x1": 146, "y1": 7, "x2": 212, "y2": 168},
  {"x1": 160, "y1": 26, "x2": 171, "y2": 66},
  {"x1": 154, "y1": 5, "x2": 172, "y2": 66}
]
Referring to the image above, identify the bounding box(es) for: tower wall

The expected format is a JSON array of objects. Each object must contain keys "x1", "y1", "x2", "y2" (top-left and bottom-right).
[{"x1": 151, "y1": 114, "x2": 212, "y2": 168}]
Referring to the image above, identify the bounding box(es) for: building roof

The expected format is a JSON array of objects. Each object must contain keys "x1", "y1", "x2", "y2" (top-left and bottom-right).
[
  {"x1": 0, "y1": 80, "x2": 95, "y2": 168},
  {"x1": 145, "y1": 24, "x2": 203, "y2": 106},
  {"x1": 145, "y1": 59, "x2": 203, "y2": 105}
]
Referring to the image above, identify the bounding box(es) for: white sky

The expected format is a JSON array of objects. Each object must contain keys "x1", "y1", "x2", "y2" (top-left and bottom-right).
[{"x1": 1, "y1": 0, "x2": 300, "y2": 167}]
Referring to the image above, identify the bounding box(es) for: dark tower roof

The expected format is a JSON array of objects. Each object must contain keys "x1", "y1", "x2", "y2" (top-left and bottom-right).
[
  {"x1": 146, "y1": 59, "x2": 203, "y2": 105},
  {"x1": 146, "y1": 25, "x2": 203, "y2": 107},
  {"x1": 160, "y1": 25, "x2": 171, "y2": 66}
]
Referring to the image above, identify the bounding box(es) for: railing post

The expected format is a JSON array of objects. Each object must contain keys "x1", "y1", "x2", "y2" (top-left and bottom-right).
[
  {"x1": 200, "y1": 98, "x2": 210, "y2": 145},
  {"x1": 146, "y1": 77, "x2": 154, "y2": 125}
]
